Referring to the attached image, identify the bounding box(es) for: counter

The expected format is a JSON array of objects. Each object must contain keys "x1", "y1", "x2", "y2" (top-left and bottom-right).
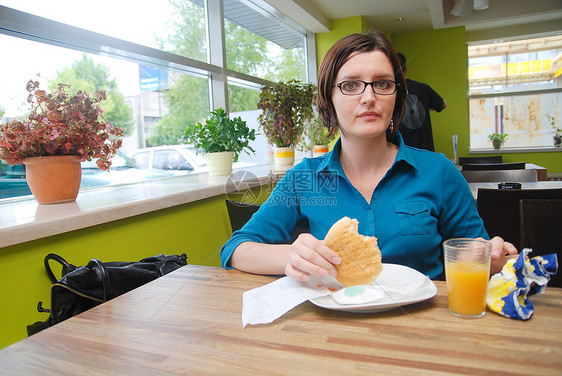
[{"x1": 0, "y1": 164, "x2": 278, "y2": 249}]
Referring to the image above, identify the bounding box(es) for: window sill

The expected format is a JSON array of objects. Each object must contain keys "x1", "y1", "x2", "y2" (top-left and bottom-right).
[
  {"x1": 469, "y1": 146, "x2": 562, "y2": 154},
  {"x1": 0, "y1": 164, "x2": 279, "y2": 249}
]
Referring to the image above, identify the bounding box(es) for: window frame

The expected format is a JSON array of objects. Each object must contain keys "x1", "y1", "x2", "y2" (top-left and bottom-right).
[
  {"x1": 0, "y1": 2, "x2": 317, "y2": 200},
  {"x1": 467, "y1": 35, "x2": 562, "y2": 154},
  {"x1": 0, "y1": 1, "x2": 316, "y2": 120}
]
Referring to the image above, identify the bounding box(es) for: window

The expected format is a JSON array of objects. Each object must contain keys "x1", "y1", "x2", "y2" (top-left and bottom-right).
[
  {"x1": 0, "y1": 0, "x2": 207, "y2": 63},
  {"x1": 0, "y1": 0, "x2": 312, "y2": 200},
  {"x1": 222, "y1": 0, "x2": 307, "y2": 82},
  {"x1": 468, "y1": 34, "x2": 562, "y2": 150}
]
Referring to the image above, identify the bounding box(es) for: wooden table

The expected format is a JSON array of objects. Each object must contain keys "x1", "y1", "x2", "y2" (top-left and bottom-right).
[
  {"x1": 469, "y1": 180, "x2": 562, "y2": 199},
  {"x1": 1, "y1": 265, "x2": 561, "y2": 375}
]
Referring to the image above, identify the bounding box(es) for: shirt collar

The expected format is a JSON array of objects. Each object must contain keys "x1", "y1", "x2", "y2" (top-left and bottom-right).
[
  {"x1": 317, "y1": 138, "x2": 344, "y2": 176},
  {"x1": 394, "y1": 131, "x2": 421, "y2": 172}
]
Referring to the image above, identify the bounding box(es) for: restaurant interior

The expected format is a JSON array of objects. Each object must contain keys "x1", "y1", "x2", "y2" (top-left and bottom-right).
[{"x1": 0, "y1": 1, "x2": 561, "y2": 372}]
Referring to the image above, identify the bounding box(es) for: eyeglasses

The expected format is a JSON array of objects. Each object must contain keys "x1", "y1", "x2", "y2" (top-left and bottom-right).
[{"x1": 335, "y1": 80, "x2": 398, "y2": 96}]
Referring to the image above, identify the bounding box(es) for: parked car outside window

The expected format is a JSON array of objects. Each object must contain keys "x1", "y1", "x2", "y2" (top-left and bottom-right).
[
  {"x1": 128, "y1": 145, "x2": 207, "y2": 175},
  {"x1": 80, "y1": 152, "x2": 175, "y2": 187},
  {"x1": 128, "y1": 145, "x2": 255, "y2": 175}
]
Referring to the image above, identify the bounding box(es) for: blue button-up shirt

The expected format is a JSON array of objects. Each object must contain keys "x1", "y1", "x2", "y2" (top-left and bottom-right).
[{"x1": 221, "y1": 133, "x2": 488, "y2": 278}]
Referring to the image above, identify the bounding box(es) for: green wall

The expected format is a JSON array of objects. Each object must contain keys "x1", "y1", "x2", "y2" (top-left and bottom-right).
[
  {"x1": 0, "y1": 187, "x2": 269, "y2": 349},
  {"x1": 393, "y1": 27, "x2": 468, "y2": 162},
  {"x1": 317, "y1": 22, "x2": 562, "y2": 174},
  {"x1": 316, "y1": 16, "x2": 369, "y2": 69}
]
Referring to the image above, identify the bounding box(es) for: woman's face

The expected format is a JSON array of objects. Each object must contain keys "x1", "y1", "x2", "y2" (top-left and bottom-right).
[{"x1": 331, "y1": 50, "x2": 396, "y2": 141}]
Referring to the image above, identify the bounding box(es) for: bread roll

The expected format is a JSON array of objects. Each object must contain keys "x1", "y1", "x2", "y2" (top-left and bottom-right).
[{"x1": 325, "y1": 217, "x2": 382, "y2": 287}]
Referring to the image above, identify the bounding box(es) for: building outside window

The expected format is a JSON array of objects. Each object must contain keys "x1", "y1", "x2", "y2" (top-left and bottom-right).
[
  {"x1": 0, "y1": 0, "x2": 312, "y2": 199},
  {"x1": 468, "y1": 34, "x2": 562, "y2": 150}
]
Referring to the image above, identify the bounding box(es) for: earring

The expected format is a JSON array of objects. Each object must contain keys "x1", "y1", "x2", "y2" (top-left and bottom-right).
[{"x1": 389, "y1": 118, "x2": 394, "y2": 132}]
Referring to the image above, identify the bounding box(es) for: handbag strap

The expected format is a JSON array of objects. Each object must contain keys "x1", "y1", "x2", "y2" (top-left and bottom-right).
[
  {"x1": 86, "y1": 259, "x2": 111, "y2": 301},
  {"x1": 44, "y1": 253, "x2": 76, "y2": 284}
]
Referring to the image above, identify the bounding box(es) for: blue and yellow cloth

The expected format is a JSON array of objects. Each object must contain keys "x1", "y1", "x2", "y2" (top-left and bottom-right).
[{"x1": 487, "y1": 249, "x2": 558, "y2": 320}]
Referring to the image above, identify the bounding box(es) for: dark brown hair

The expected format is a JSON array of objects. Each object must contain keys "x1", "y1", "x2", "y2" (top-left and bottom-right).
[{"x1": 317, "y1": 30, "x2": 407, "y2": 141}]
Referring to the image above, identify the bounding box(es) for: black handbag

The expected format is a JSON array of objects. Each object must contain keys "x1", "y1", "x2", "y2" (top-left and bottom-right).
[{"x1": 27, "y1": 252, "x2": 188, "y2": 336}]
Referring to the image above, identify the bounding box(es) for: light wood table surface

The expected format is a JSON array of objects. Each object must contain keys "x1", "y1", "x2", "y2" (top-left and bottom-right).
[{"x1": 1, "y1": 265, "x2": 561, "y2": 375}]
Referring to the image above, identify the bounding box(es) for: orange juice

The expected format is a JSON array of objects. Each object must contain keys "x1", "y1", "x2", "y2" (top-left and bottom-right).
[{"x1": 445, "y1": 262, "x2": 489, "y2": 317}]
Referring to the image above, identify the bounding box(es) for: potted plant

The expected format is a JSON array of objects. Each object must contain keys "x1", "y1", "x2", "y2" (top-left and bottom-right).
[
  {"x1": 488, "y1": 132, "x2": 508, "y2": 150},
  {"x1": 257, "y1": 80, "x2": 316, "y2": 166},
  {"x1": 182, "y1": 108, "x2": 256, "y2": 176},
  {"x1": 300, "y1": 115, "x2": 337, "y2": 157},
  {"x1": 547, "y1": 114, "x2": 561, "y2": 147},
  {"x1": 0, "y1": 78, "x2": 123, "y2": 204}
]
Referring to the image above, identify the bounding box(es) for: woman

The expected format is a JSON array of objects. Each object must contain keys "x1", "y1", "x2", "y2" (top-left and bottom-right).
[{"x1": 220, "y1": 30, "x2": 517, "y2": 281}]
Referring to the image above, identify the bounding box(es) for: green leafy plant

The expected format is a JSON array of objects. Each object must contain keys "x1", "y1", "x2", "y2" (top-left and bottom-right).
[
  {"x1": 0, "y1": 79, "x2": 123, "y2": 170},
  {"x1": 548, "y1": 114, "x2": 561, "y2": 147},
  {"x1": 182, "y1": 108, "x2": 256, "y2": 162},
  {"x1": 257, "y1": 80, "x2": 316, "y2": 148},
  {"x1": 300, "y1": 115, "x2": 337, "y2": 151},
  {"x1": 547, "y1": 114, "x2": 561, "y2": 134},
  {"x1": 488, "y1": 132, "x2": 508, "y2": 144}
]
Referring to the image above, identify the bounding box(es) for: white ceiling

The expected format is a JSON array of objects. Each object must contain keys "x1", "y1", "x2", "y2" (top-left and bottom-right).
[{"x1": 266, "y1": 0, "x2": 562, "y2": 40}]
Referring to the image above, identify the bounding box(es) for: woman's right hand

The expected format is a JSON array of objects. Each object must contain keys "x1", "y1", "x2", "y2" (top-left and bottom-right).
[{"x1": 285, "y1": 233, "x2": 341, "y2": 281}]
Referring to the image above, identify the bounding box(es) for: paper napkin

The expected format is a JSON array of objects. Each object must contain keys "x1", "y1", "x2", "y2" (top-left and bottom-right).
[
  {"x1": 242, "y1": 275, "x2": 342, "y2": 327},
  {"x1": 487, "y1": 248, "x2": 558, "y2": 320},
  {"x1": 242, "y1": 264, "x2": 429, "y2": 327}
]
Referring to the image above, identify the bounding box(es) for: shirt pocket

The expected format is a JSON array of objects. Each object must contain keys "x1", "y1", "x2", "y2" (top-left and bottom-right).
[{"x1": 394, "y1": 201, "x2": 431, "y2": 235}]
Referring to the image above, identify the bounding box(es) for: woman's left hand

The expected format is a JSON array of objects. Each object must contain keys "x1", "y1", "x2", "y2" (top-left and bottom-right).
[{"x1": 490, "y1": 236, "x2": 518, "y2": 275}]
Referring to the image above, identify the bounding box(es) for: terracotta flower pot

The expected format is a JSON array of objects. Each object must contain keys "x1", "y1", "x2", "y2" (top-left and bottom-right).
[{"x1": 23, "y1": 155, "x2": 82, "y2": 204}]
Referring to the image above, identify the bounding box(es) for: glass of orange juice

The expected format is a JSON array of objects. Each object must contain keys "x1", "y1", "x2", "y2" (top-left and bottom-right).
[{"x1": 443, "y1": 238, "x2": 491, "y2": 318}]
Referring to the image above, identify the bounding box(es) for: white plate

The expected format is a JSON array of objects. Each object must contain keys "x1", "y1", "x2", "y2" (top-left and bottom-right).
[{"x1": 309, "y1": 264, "x2": 437, "y2": 313}]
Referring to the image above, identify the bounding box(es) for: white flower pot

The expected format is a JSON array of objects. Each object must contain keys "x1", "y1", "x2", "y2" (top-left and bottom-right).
[
  {"x1": 205, "y1": 151, "x2": 234, "y2": 176},
  {"x1": 274, "y1": 146, "x2": 295, "y2": 166},
  {"x1": 313, "y1": 145, "x2": 329, "y2": 157}
]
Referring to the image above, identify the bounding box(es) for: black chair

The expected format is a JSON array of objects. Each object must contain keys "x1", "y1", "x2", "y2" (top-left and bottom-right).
[
  {"x1": 476, "y1": 188, "x2": 562, "y2": 250},
  {"x1": 461, "y1": 169, "x2": 538, "y2": 183},
  {"x1": 225, "y1": 199, "x2": 309, "y2": 240},
  {"x1": 462, "y1": 162, "x2": 525, "y2": 171},
  {"x1": 519, "y1": 199, "x2": 562, "y2": 287},
  {"x1": 458, "y1": 156, "x2": 503, "y2": 166},
  {"x1": 225, "y1": 199, "x2": 260, "y2": 232}
]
